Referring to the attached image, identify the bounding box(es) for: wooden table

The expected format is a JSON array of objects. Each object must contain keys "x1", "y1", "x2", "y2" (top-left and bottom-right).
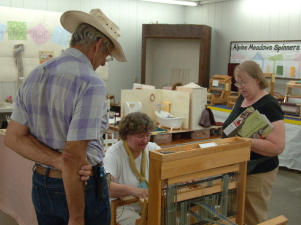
[{"x1": 108, "y1": 124, "x2": 222, "y2": 148}]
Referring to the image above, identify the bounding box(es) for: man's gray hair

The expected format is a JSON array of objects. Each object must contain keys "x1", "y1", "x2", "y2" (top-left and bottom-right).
[{"x1": 70, "y1": 23, "x2": 113, "y2": 53}]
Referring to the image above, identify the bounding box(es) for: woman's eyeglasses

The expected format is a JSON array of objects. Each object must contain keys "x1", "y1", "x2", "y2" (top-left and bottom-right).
[{"x1": 234, "y1": 79, "x2": 249, "y2": 87}]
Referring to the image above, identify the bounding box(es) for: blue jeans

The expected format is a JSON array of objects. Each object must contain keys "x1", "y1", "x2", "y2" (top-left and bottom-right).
[{"x1": 32, "y1": 169, "x2": 111, "y2": 225}]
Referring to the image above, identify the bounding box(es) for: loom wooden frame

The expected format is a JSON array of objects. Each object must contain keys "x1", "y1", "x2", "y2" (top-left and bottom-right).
[{"x1": 148, "y1": 137, "x2": 251, "y2": 225}]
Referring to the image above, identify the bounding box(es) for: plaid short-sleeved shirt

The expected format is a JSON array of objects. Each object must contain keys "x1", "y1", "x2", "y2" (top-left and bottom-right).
[{"x1": 11, "y1": 48, "x2": 108, "y2": 166}]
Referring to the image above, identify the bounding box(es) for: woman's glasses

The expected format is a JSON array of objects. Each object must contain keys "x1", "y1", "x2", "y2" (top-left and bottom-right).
[{"x1": 234, "y1": 79, "x2": 249, "y2": 87}]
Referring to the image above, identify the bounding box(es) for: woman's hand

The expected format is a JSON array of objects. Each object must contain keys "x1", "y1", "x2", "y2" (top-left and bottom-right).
[
  {"x1": 108, "y1": 180, "x2": 148, "y2": 199},
  {"x1": 129, "y1": 186, "x2": 148, "y2": 199},
  {"x1": 251, "y1": 120, "x2": 285, "y2": 156},
  {"x1": 183, "y1": 179, "x2": 200, "y2": 188}
]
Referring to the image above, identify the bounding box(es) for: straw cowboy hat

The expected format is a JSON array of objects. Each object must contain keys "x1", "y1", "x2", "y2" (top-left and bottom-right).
[{"x1": 60, "y1": 9, "x2": 127, "y2": 62}]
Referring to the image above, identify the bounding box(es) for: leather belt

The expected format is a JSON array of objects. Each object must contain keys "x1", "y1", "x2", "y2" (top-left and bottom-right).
[{"x1": 35, "y1": 164, "x2": 94, "y2": 178}]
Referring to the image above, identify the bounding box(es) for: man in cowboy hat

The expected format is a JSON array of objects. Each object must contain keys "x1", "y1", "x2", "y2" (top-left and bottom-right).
[{"x1": 4, "y1": 9, "x2": 126, "y2": 225}]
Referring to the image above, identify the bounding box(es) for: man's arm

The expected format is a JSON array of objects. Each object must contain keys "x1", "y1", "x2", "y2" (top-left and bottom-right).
[
  {"x1": 62, "y1": 140, "x2": 89, "y2": 225},
  {"x1": 4, "y1": 119, "x2": 92, "y2": 182},
  {"x1": 4, "y1": 119, "x2": 62, "y2": 169},
  {"x1": 4, "y1": 119, "x2": 91, "y2": 224}
]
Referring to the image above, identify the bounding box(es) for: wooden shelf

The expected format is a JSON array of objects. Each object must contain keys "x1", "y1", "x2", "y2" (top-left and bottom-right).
[
  {"x1": 108, "y1": 124, "x2": 223, "y2": 147},
  {"x1": 210, "y1": 88, "x2": 224, "y2": 91}
]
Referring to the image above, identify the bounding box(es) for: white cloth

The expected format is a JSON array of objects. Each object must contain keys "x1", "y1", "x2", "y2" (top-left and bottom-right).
[
  {"x1": 104, "y1": 140, "x2": 160, "y2": 222},
  {"x1": 115, "y1": 207, "x2": 141, "y2": 225}
]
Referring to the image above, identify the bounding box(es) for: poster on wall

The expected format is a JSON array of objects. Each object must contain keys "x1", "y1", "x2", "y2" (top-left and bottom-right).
[
  {"x1": 39, "y1": 51, "x2": 54, "y2": 64},
  {"x1": 0, "y1": 23, "x2": 7, "y2": 43},
  {"x1": 229, "y1": 41, "x2": 301, "y2": 79},
  {"x1": 28, "y1": 23, "x2": 51, "y2": 47},
  {"x1": 51, "y1": 26, "x2": 70, "y2": 47},
  {"x1": 7, "y1": 21, "x2": 27, "y2": 40}
]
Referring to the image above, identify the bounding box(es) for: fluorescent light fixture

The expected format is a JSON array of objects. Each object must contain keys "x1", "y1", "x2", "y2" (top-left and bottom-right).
[{"x1": 141, "y1": 0, "x2": 198, "y2": 6}]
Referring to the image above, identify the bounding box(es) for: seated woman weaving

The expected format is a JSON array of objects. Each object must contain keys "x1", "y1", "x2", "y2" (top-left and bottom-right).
[{"x1": 104, "y1": 112, "x2": 161, "y2": 225}]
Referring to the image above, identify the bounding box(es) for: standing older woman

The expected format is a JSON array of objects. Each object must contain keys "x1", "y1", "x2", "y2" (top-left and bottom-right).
[
  {"x1": 222, "y1": 61, "x2": 285, "y2": 225},
  {"x1": 104, "y1": 112, "x2": 161, "y2": 225}
]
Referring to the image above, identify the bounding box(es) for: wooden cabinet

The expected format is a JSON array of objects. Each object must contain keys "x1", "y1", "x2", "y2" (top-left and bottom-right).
[{"x1": 141, "y1": 24, "x2": 211, "y2": 88}]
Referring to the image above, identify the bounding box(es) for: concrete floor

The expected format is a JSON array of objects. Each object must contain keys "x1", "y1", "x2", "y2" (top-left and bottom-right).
[
  {"x1": 0, "y1": 210, "x2": 18, "y2": 225},
  {"x1": 0, "y1": 167, "x2": 300, "y2": 225},
  {"x1": 268, "y1": 167, "x2": 301, "y2": 224}
]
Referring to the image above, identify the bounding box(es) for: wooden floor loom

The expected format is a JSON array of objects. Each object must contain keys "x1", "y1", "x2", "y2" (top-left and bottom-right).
[{"x1": 148, "y1": 137, "x2": 251, "y2": 225}]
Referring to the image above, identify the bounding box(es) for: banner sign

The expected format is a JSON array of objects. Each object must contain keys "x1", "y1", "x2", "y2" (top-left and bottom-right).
[{"x1": 230, "y1": 41, "x2": 301, "y2": 79}]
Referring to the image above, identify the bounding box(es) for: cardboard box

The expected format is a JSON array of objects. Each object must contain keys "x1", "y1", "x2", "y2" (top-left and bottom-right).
[
  {"x1": 151, "y1": 133, "x2": 172, "y2": 144},
  {"x1": 190, "y1": 129, "x2": 210, "y2": 140},
  {"x1": 176, "y1": 86, "x2": 207, "y2": 130}
]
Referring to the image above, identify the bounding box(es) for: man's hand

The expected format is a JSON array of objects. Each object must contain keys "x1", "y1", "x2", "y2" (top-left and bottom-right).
[
  {"x1": 78, "y1": 163, "x2": 92, "y2": 186},
  {"x1": 56, "y1": 156, "x2": 92, "y2": 186}
]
